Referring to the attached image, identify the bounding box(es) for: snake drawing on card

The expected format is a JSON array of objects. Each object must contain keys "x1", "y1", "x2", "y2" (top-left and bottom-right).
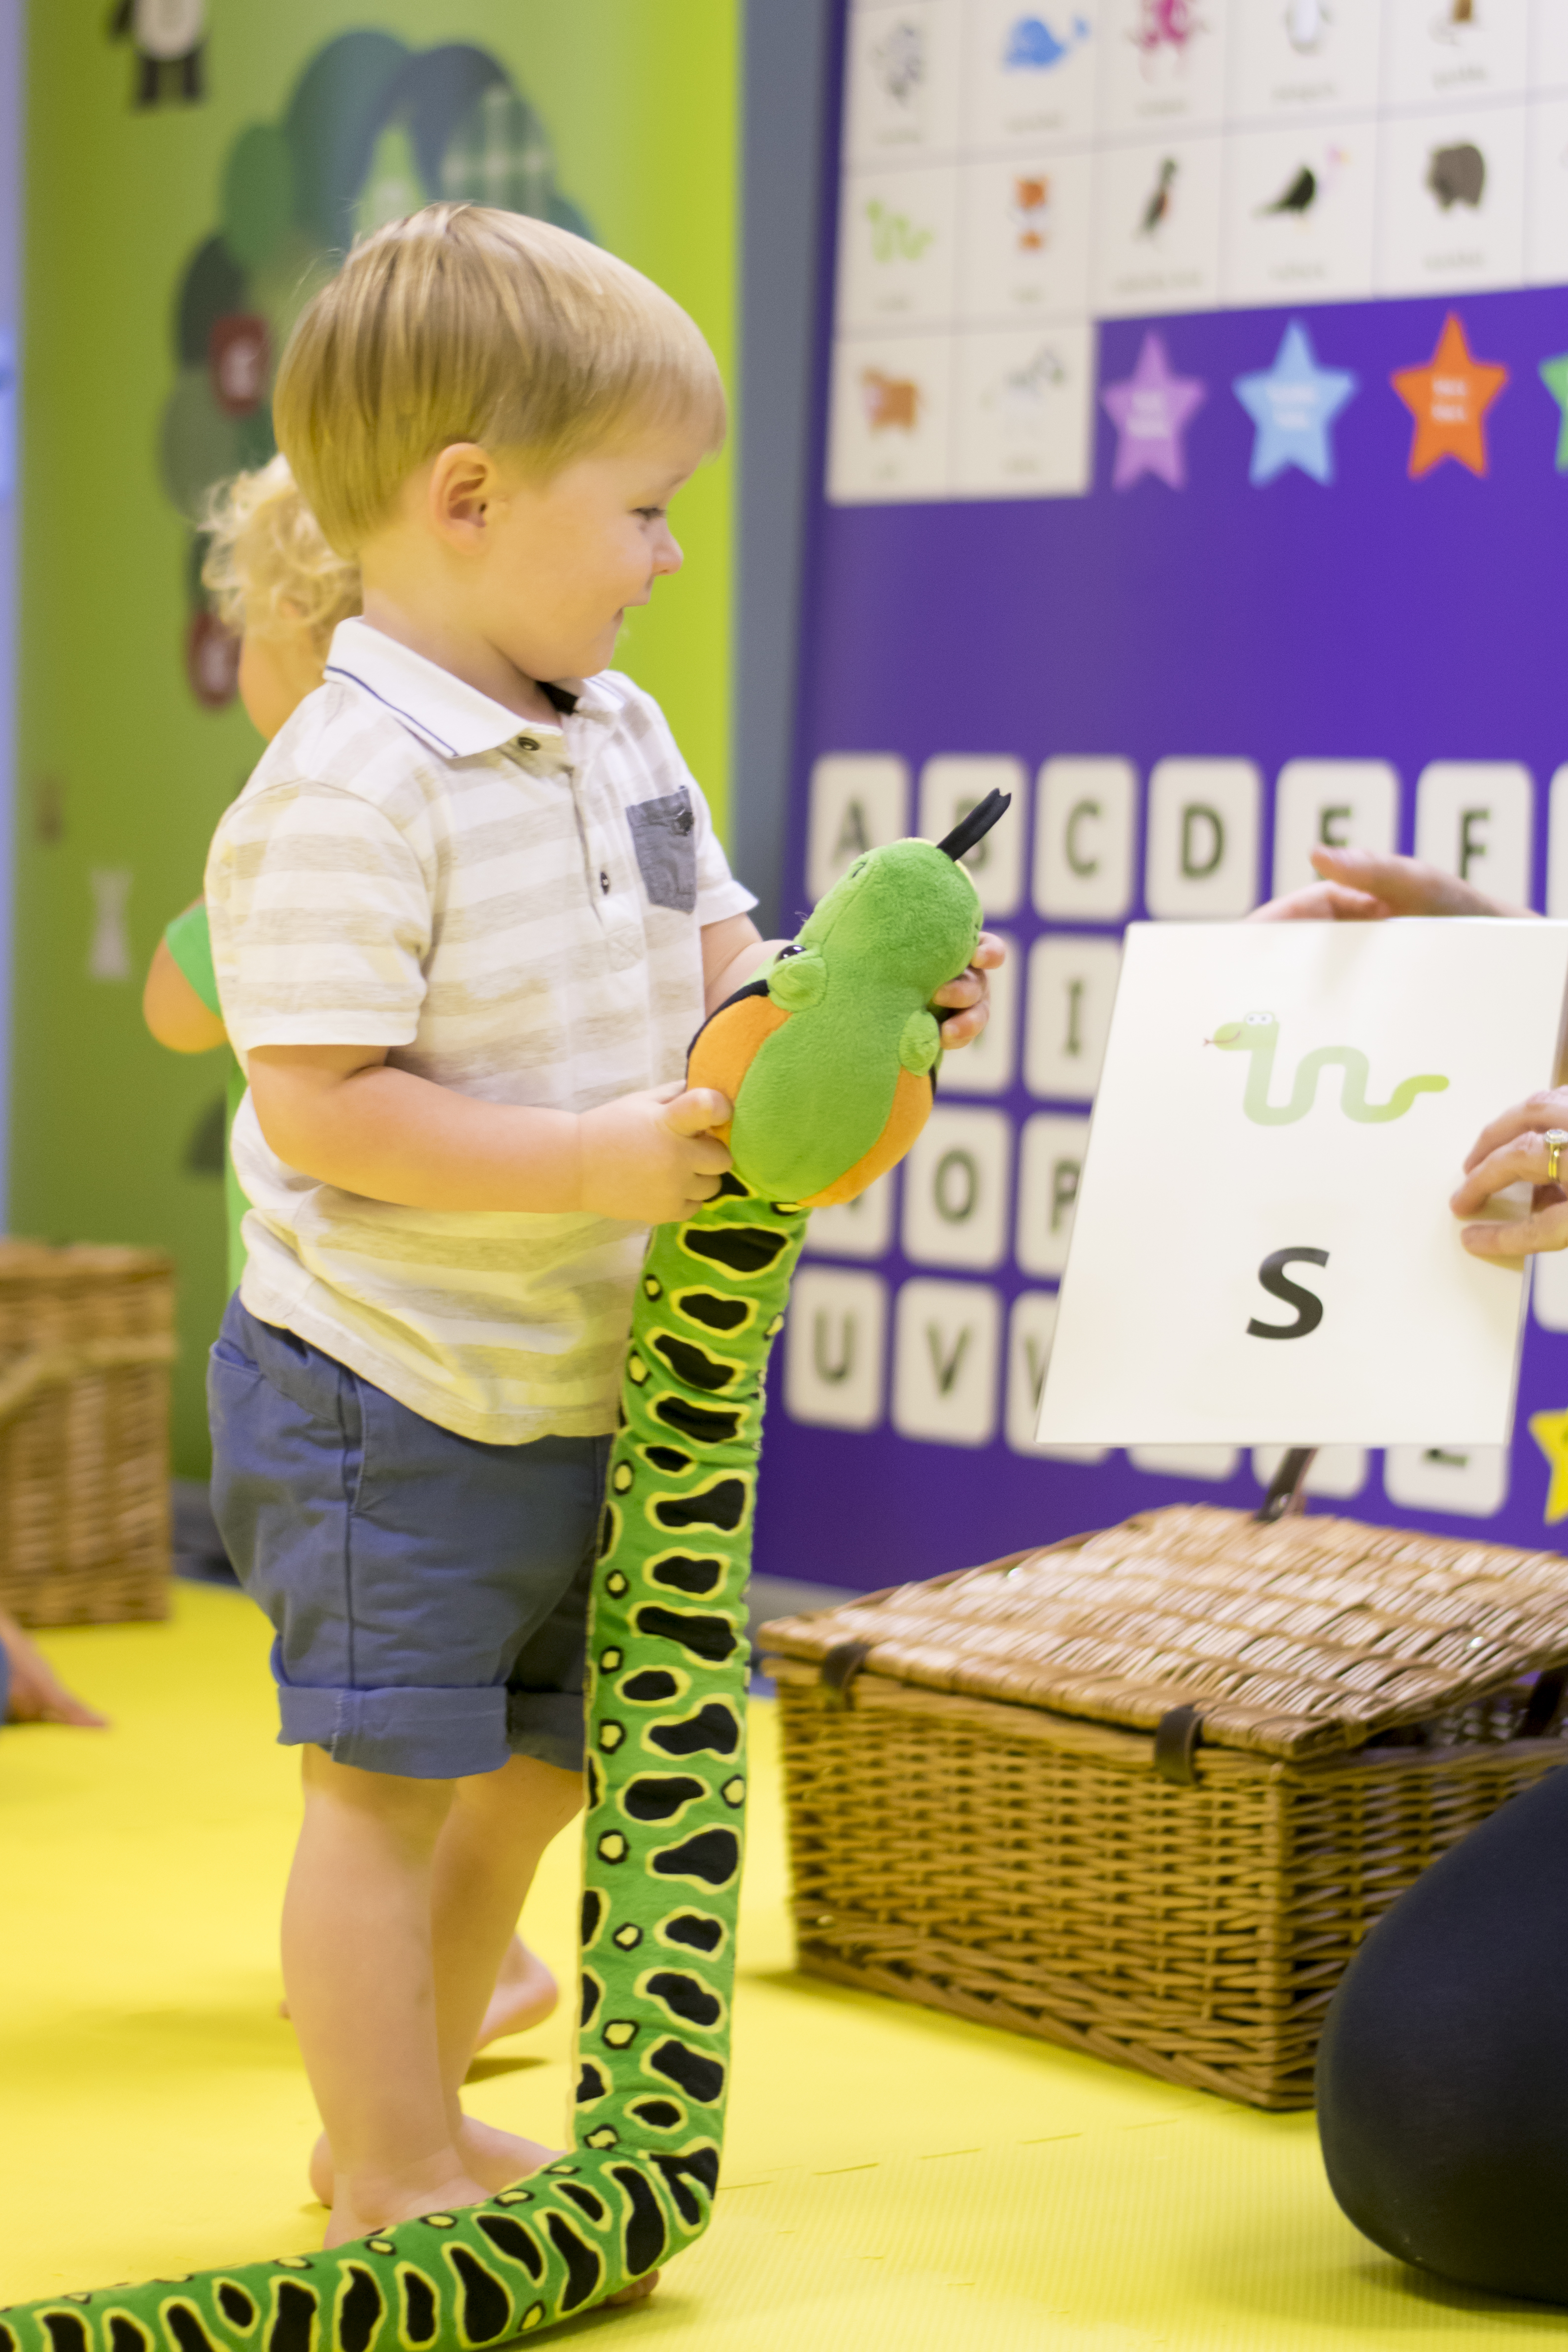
[{"x1": 1208, "y1": 1012, "x2": 1450, "y2": 1125}]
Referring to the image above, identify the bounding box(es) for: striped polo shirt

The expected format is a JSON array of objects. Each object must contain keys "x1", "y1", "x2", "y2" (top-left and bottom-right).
[{"x1": 205, "y1": 617, "x2": 755, "y2": 1444}]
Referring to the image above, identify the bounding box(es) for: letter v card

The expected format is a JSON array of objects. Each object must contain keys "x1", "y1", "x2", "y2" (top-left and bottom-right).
[{"x1": 1038, "y1": 921, "x2": 1568, "y2": 1447}]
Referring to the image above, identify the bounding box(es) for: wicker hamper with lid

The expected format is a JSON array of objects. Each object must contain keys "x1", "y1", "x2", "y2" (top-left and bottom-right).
[
  {"x1": 760, "y1": 1502, "x2": 1568, "y2": 2110},
  {"x1": 0, "y1": 1242, "x2": 175, "y2": 1626}
]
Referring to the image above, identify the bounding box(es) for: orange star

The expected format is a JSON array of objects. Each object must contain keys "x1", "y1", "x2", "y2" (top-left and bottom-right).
[{"x1": 1392, "y1": 313, "x2": 1508, "y2": 479}]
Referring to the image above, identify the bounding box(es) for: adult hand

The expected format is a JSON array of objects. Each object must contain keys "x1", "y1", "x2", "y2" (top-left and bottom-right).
[
  {"x1": 0, "y1": 1610, "x2": 109, "y2": 1727},
  {"x1": 933, "y1": 932, "x2": 1005, "y2": 1049},
  {"x1": 1450, "y1": 1089, "x2": 1568, "y2": 1261},
  {"x1": 1249, "y1": 846, "x2": 1530, "y2": 924}
]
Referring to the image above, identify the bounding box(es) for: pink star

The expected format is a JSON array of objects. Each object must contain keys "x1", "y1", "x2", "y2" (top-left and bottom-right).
[{"x1": 1101, "y1": 331, "x2": 1207, "y2": 490}]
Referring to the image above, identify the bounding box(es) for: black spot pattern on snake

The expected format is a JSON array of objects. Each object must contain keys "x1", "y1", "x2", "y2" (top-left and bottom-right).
[
  {"x1": 160, "y1": 2320, "x2": 214, "y2": 2352},
  {"x1": 651, "y1": 1481, "x2": 747, "y2": 1534},
  {"x1": 619, "y1": 1667, "x2": 682, "y2": 1704},
  {"x1": 648, "y1": 1332, "x2": 738, "y2": 1393},
  {"x1": 680, "y1": 1225, "x2": 788, "y2": 1276},
  {"x1": 332, "y1": 2273, "x2": 378, "y2": 2352},
  {"x1": 577, "y1": 2061, "x2": 609, "y2": 2104},
  {"x1": 645, "y1": 1971, "x2": 722, "y2": 2029},
  {"x1": 580, "y1": 1888, "x2": 604, "y2": 1946},
  {"x1": 543, "y1": 2221, "x2": 599, "y2": 2315},
  {"x1": 651, "y1": 1828, "x2": 741, "y2": 1887},
  {"x1": 675, "y1": 1290, "x2": 749, "y2": 1333},
  {"x1": 710, "y1": 1170, "x2": 749, "y2": 1201},
  {"x1": 581, "y1": 1970, "x2": 603, "y2": 2027},
  {"x1": 447, "y1": 2249, "x2": 511, "y2": 2345},
  {"x1": 597, "y1": 1506, "x2": 619, "y2": 1560},
  {"x1": 41, "y1": 2322, "x2": 88, "y2": 2352},
  {"x1": 585, "y1": 1755, "x2": 605, "y2": 1807},
  {"x1": 215, "y1": 2287, "x2": 255, "y2": 2333},
  {"x1": 557, "y1": 2185, "x2": 606, "y2": 2227},
  {"x1": 650, "y1": 2147, "x2": 721, "y2": 2226},
  {"x1": 106, "y1": 2324, "x2": 148, "y2": 2352},
  {"x1": 642, "y1": 1445, "x2": 691, "y2": 1474},
  {"x1": 648, "y1": 1553, "x2": 724, "y2": 1597},
  {"x1": 652, "y1": 1394, "x2": 742, "y2": 1445},
  {"x1": 632, "y1": 1605, "x2": 737, "y2": 1662},
  {"x1": 649, "y1": 2040, "x2": 726, "y2": 2103},
  {"x1": 474, "y1": 2218, "x2": 543, "y2": 2284},
  {"x1": 610, "y1": 2168, "x2": 668, "y2": 2278},
  {"x1": 662, "y1": 1911, "x2": 726, "y2": 1954},
  {"x1": 397, "y1": 2274, "x2": 435, "y2": 2349},
  {"x1": 267, "y1": 2284, "x2": 316, "y2": 2352},
  {"x1": 648, "y1": 1703, "x2": 740, "y2": 1758},
  {"x1": 628, "y1": 2098, "x2": 685, "y2": 2131},
  {"x1": 622, "y1": 1774, "x2": 707, "y2": 1823}
]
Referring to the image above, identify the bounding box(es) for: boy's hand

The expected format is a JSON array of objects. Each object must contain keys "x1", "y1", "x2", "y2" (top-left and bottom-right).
[
  {"x1": 933, "y1": 932, "x2": 1005, "y2": 1049},
  {"x1": 1250, "y1": 846, "x2": 1530, "y2": 923},
  {"x1": 579, "y1": 1085, "x2": 733, "y2": 1223},
  {"x1": 1451, "y1": 1090, "x2": 1568, "y2": 1261}
]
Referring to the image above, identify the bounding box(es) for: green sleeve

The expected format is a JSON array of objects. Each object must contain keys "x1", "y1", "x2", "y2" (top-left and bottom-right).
[{"x1": 163, "y1": 900, "x2": 220, "y2": 1017}]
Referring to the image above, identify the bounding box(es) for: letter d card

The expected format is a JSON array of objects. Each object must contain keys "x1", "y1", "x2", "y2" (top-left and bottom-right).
[{"x1": 1037, "y1": 920, "x2": 1568, "y2": 1447}]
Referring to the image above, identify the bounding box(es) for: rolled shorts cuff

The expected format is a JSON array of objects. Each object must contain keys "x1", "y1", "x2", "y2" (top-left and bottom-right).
[
  {"x1": 277, "y1": 1671, "x2": 510, "y2": 1780},
  {"x1": 506, "y1": 1689, "x2": 588, "y2": 1775}
]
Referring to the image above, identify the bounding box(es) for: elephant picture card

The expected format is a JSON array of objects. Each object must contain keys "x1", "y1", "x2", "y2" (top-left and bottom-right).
[{"x1": 1038, "y1": 919, "x2": 1568, "y2": 1448}]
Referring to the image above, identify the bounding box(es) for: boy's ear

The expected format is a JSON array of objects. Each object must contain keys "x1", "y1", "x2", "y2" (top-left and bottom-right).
[{"x1": 427, "y1": 443, "x2": 499, "y2": 545}]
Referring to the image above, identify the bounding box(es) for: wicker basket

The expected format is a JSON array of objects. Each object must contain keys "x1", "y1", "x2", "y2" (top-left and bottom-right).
[
  {"x1": 760, "y1": 1502, "x2": 1568, "y2": 2110},
  {"x1": 0, "y1": 1242, "x2": 176, "y2": 1626}
]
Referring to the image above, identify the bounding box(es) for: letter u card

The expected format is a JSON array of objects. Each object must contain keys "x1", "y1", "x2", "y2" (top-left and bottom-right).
[{"x1": 1038, "y1": 921, "x2": 1568, "y2": 1449}]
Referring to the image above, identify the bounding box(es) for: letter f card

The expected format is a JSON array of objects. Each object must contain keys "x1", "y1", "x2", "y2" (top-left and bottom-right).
[{"x1": 1038, "y1": 920, "x2": 1568, "y2": 1447}]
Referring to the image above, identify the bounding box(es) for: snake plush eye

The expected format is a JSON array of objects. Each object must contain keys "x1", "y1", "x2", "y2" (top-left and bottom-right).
[{"x1": 1246, "y1": 1010, "x2": 1274, "y2": 1025}]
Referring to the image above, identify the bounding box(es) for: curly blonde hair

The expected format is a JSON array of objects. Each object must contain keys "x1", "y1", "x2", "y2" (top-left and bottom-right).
[{"x1": 200, "y1": 453, "x2": 361, "y2": 646}]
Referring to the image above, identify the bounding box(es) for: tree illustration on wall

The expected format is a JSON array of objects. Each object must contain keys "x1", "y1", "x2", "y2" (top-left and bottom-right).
[{"x1": 162, "y1": 30, "x2": 592, "y2": 707}]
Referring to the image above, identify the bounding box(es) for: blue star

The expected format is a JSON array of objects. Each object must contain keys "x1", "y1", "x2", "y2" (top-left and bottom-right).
[{"x1": 1232, "y1": 321, "x2": 1358, "y2": 487}]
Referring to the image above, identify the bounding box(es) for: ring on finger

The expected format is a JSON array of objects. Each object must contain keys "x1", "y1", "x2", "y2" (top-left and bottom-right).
[{"x1": 1545, "y1": 1129, "x2": 1568, "y2": 1186}]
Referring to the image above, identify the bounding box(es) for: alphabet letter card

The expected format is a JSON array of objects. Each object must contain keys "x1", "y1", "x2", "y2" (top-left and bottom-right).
[{"x1": 1038, "y1": 920, "x2": 1568, "y2": 1446}]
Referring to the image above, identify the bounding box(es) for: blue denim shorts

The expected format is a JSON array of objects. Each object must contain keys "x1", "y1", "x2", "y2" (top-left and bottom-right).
[{"x1": 208, "y1": 1295, "x2": 609, "y2": 1780}]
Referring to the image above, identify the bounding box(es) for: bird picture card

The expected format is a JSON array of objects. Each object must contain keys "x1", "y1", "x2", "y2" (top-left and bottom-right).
[{"x1": 1037, "y1": 920, "x2": 1568, "y2": 1448}]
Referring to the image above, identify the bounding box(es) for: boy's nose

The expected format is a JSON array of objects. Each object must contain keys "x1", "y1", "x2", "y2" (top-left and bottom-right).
[{"x1": 655, "y1": 529, "x2": 684, "y2": 576}]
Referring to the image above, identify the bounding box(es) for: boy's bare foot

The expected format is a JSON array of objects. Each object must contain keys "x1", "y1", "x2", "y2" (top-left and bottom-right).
[
  {"x1": 477, "y1": 1935, "x2": 558, "y2": 2047},
  {"x1": 309, "y1": 2116, "x2": 555, "y2": 2211},
  {"x1": 608, "y1": 2273, "x2": 660, "y2": 2307}
]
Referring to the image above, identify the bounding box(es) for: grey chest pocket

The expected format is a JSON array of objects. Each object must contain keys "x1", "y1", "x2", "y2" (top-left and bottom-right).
[{"x1": 626, "y1": 786, "x2": 698, "y2": 914}]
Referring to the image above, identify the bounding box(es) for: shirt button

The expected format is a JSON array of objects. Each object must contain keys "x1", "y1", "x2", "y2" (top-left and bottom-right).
[
  {"x1": 599, "y1": 870, "x2": 611, "y2": 894},
  {"x1": 517, "y1": 736, "x2": 538, "y2": 753}
]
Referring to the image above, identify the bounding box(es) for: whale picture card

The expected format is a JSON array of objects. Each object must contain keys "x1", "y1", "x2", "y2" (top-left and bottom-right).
[{"x1": 1037, "y1": 919, "x2": 1568, "y2": 1448}]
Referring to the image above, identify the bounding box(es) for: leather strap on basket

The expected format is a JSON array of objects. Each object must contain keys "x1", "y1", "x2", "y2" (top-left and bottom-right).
[
  {"x1": 1520, "y1": 1668, "x2": 1568, "y2": 1738},
  {"x1": 1154, "y1": 1704, "x2": 1204, "y2": 1786},
  {"x1": 820, "y1": 1638, "x2": 874, "y2": 1708}
]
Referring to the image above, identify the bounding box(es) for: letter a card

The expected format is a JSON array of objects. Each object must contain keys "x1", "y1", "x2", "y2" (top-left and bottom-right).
[{"x1": 1038, "y1": 920, "x2": 1568, "y2": 1446}]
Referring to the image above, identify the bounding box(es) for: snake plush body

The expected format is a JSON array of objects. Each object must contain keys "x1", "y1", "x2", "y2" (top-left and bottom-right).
[
  {"x1": 1211, "y1": 1010, "x2": 1449, "y2": 1125},
  {"x1": 0, "y1": 797, "x2": 1006, "y2": 2352}
]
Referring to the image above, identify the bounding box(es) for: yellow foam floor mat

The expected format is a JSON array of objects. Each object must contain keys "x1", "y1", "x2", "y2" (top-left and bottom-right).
[{"x1": 2, "y1": 1586, "x2": 1557, "y2": 2347}]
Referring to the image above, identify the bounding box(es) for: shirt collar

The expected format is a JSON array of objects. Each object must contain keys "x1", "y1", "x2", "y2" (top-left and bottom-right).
[{"x1": 323, "y1": 618, "x2": 617, "y2": 759}]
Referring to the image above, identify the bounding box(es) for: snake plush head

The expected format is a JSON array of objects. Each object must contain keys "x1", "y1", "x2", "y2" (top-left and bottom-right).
[
  {"x1": 688, "y1": 790, "x2": 1010, "y2": 1209},
  {"x1": 1210, "y1": 1011, "x2": 1278, "y2": 1050}
]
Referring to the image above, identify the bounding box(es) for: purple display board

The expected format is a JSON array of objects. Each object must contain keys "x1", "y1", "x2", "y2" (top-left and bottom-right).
[{"x1": 753, "y1": 0, "x2": 1568, "y2": 1593}]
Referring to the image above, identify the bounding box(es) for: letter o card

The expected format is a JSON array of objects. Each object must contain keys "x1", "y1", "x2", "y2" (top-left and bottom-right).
[{"x1": 1037, "y1": 920, "x2": 1568, "y2": 1448}]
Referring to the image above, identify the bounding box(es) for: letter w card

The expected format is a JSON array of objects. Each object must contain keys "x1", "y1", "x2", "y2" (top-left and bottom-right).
[{"x1": 1038, "y1": 921, "x2": 1568, "y2": 1447}]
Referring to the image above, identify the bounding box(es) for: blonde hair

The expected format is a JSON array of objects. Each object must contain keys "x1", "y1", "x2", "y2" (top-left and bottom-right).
[
  {"x1": 272, "y1": 203, "x2": 727, "y2": 553},
  {"x1": 201, "y1": 454, "x2": 361, "y2": 647}
]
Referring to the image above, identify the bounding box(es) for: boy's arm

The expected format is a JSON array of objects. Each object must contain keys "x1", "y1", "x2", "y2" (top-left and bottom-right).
[
  {"x1": 700, "y1": 911, "x2": 1005, "y2": 1047},
  {"x1": 246, "y1": 1044, "x2": 732, "y2": 1224}
]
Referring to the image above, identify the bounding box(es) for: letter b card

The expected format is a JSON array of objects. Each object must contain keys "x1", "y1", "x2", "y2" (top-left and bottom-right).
[{"x1": 1038, "y1": 921, "x2": 1568, "y2": 1448}]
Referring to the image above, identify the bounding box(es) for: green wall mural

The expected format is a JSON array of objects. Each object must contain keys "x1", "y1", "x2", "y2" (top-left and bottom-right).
[{"x1": 12, "y1": 0, "x2": 738, "y2": 1475}]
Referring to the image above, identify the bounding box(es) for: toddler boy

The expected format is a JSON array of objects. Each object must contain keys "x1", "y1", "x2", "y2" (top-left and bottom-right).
[{"x1": 205, "y1": 203, "x2": 997, "y2": 2252}]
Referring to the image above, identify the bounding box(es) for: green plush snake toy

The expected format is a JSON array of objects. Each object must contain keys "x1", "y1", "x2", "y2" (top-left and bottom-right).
[
  {"x1": 0, "y1": 795, "x2": 1006, "y2": 2352},
  {"x1": 1209, "y1": 1010, "x2": 1449, "y2": 1125}
]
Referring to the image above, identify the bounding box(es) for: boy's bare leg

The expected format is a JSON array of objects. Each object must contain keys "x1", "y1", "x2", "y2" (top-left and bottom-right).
[
  {"x1": 284, "y1": 1748, "x2": 493, "y2": 2244},
  {"x1": 477, "y1": 1933, "x2": 559, "y2": 2046}
]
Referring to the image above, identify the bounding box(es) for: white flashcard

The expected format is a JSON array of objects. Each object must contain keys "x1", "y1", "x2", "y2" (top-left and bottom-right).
[
  {"x1": 1034, "y1": 757, "x2": 1139, "y2": 920},
  {"x1": 842, "y1": 1, "x2": 965, "y2": 166},
  {"x1": 919, "y1": 756, "x2": 1025, "y2": 913},
  {"x1": 1016, "y1": 1111, "x2": 1091, "y2": 1276},
  {"x1": 902, "y1": 1105, "x2": 1013, "y2": 1269},
  {"x1": 950, "y1": 322, "x2": 1097, "y2": 499},
  {"x1": 827, "y1": 333, "x2": 954, "y2": 505},
  {"x1": 1025, "y1": 933, "x2": 1122, "y2": 1098},
  {"x1": 1144, "y1": 758, "x2": 1261, "y2": 918},
  {"x1": 1007, "y1": 1290, "x2": 1108, "y2": 1461},
  {"x1": 1228, "y1": 0, "x2": 1382, "y2": 121},
  {"x1": 1223, "y1": 122, "x2": 1377, "y2": 309},
  {"x1": 956, "y1": 154, "x2": 1095, "y2": 327},
  {"x1": 1096, "y1": 0, "x2": 1229, "y2": 136},
  {"x1": 1526, "y1": 97, "x2": 1568, "y2": 287},
  {"x1": 784, "y1": 1266, "x2": 888, "y2": 1431},
  {"x1": 962, "y1": 0, "x2": 1100, "y2": 146},
  {"x1": 837, "y1": 165, "x2": 959, "y2": 333},
  {"x1": 1093, "y1": 133, "x2": 1224, "y2": 316},
  {"x1": 1382, "y1": 0, "x2": 1529, "y2": 110},
  {"x1": 1038, "y1": 920, "x2": 1568, "y2": 1447},
  {"x1": 804, "y1": 1170, "x2": 897, "y2": 1261},
  {"x1": 892, "y1": 1276, "x2": 1003, "y2": 1446},
  {"x1": 1414, "y1": 761, "x2": 1535, "y2": 911},
  {"x1": 1376, "y1": 105, "x2": 1526, "y2": 298}
]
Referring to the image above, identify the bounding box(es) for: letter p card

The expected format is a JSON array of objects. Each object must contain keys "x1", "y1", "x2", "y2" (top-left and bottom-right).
[{"x1": 1037, "y1": 921, "x2": 1568, "y2": 1448}]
